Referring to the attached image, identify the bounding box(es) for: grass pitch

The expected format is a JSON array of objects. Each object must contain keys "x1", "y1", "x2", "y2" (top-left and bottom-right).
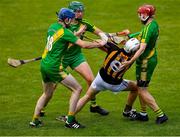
[{"x1": 0, "y1": 0, "x2": 180, "y2": 136}]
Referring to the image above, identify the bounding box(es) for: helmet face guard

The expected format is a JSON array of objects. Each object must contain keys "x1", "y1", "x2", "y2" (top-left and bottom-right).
[
  {"x1": 138, "y1": 13, "x2": 149, "y2": 21},
  {"x1": 64, "y1": 18, "x2": 73, "y2": 27},
  {"x1": 124, "y1": 38, "x2": 140, "y2": 54}
]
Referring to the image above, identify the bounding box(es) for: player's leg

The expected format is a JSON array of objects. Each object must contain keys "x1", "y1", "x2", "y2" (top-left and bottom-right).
[
  {"x1": 73, "y1": 61, "x2": 93, "y2": 87},
  {"x1": 60, "y1": 74, "x2": 85, "y2": 128},
  {"x1": 136, "y1": 58, "x2": 168, "y2": 124},
  {"x1": 138, "y1": 86, "x2": 168, "y2": 123},
  {"x1": 39, "y1": 83, "x2": 57, "y2": 117},
  {"x1": 123, "y1": 81, "x2": 138, "y2": 107},
  {"x1": 30, "y1": 82, "x2": 57, "y2": 127},
  {"x1": 56, "y1": 72, "x2": 105, "y2": 124},
  {"x1": 121, "y1": 80, "x2": 148, "y2": 121},
  {"x1": 75, "y1": 87, "x2": 99, "y2": 114},
  {"x1": 75, "y1": 71, "x2": 107, "y2": 115},
  {"x1": 138, "y1": 94, "x2": 148, "y2": 117},
  {"x1": 121, "y1": 80, "x2": 138, "y2": 118},
  {"x1": 74, "y1": 61, "x2": 109, "y2": 115}
]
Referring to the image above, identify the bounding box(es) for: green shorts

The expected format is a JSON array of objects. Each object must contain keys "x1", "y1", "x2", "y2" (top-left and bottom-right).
[
  {"x1": 62, "y1": 52, "x2": 86, "y2": 69},
  {"x1": 136, "y1": 55, "x2": 157, "y2": 87},
  {"x1": 40, "y1": 64, "x2": 69, "y2": 83}
]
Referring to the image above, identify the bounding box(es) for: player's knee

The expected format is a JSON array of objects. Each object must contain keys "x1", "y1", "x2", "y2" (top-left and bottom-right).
[
  {"x1": 86, "y1": 78, "x2": 93, "y2": 86},
  {"x1": 43, "y1": 92, "x2": 53, "y2": 99},
  {"x1": 128, "y1": 81, "x2": 138, "y2": 92},
  {"x1": 137, "y1": 80, "x2": 150, "y2": 87},
  {"x1": 132, "y1": 84, "x2": 138, "y2": 92},
  {"x1": 86, "y1": 89, "x2": 96, "y2": 100},
  {"x1": 73, "y1": 85, "x2": 83, "y2": 94},
  {"x1": 77, "y1": 85, "x2": 83, "y2": 93},
  {"x1": 85, "y1": 93, "x2": 93, "y2": 101},
  {"x1": 130, "y1": 90, "x2": 137, "y2": 94}
]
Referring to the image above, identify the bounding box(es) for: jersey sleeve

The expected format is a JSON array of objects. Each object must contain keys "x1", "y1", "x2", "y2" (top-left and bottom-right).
[
  {"x1": 62, "y1": 28, "x2": 78, "y2": 43},
  {"x1": 81, "y1": 19, "x2": 96, "y2": 32},
  {"x1": 128, "y1": 32, "x2": 141, "y2": 38}
]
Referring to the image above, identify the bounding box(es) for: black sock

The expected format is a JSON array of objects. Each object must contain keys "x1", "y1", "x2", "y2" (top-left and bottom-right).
[
  {"x1": 124, "y1": 104, "x2": 132, "y2": 112},
  {"x1": 90, "y1": 98, "x2": 97, "y2": 107}
]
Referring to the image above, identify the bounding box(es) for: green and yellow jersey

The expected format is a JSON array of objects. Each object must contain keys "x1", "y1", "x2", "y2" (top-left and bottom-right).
[
  {"x1": 135, "y1": 19, "x2": 159, "y2": 85},
  {"x1": 128, "y1": 20, "x2": 159, "y2": 60},
  {"x1": 41, "y1": 22, "x2": 78, "y2": 70},
  {"x1": 139, "y1": 19, "x2": 159, "y2": 60}
]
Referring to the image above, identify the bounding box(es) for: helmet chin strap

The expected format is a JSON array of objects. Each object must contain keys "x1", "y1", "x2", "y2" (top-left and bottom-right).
[
  {"x1": 139, "y1": 15, "x2": 150, "y2": 24},
  {"x1": 139, "y1": 14, "x2": 149, "y2": 21},
  {"x1": 75, "y1": 17, "x2": 82, "y2": 21},
  {"x1": 63, "y1": 18, "x2": 72, "y2": 28},
  {"x1": 141, "y1": 17, "x2": 150, "y2": 24}
]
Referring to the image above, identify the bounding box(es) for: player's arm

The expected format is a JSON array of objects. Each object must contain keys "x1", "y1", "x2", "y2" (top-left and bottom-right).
[
  {"x1": 127, "y1": 26, "x2": 153, "y2": 64},
  {"x1": 81, "y1": 21, "x2": 108, "y2": 45},
  {"x1": 93, "y1": 27, "x2": 130, "y2": 37},
  {"x1": 92, "y1": 27, "x2": 108, "y2": 43},
  {"x1": 81, "y1": 20, "x2": 104, "y2": 37},
  {"x1": 109, "y1": 29, "x2": 131, "y2": 36},
  {"x1": 74, "y1": 24, "x2": 87, "y2": 36},
  {"x1": 81, "y1": 20, "x2": 108, "y2": 49},
  {"x1": 75, "y1": 38, "x2": 106, "y2": 49},
  {"x1": 120, "y1": 42, "x2": 147, "y2": 69},
  {"x1": 128, "y1": 43, "x2": 146, "y2": 64},
  {"x1": 122, "y1": 29, "x2": 150, "y2": 67},
  {"x1": 108, "y1": 30, "x2": 140, "y2": 39},
  {"x1": 104, "y1": 29, "x2": 130, "y2": 45},
  {"x1": 93, "y1": 26, "x2": 103, "y2": 35},
  {"x1": 89, "y1": 26, "x2": 109, "y2": 52},
  {"x1": 64, "y1": 28, "x2": 106, "y2": 49},
  {"x1": 127, "y1": 25, "x2": 155, "y2": 64}
]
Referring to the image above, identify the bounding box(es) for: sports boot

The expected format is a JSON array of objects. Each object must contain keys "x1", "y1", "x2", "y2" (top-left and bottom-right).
[
  {"x1": 90, "y1": 105, "x2": 109, "y2": 116},
  {"x1": 123, "y1": 109, "x2": 136, "y2": 118},
  {"x1": 29, "y1": 119, "x2": 43, "y2": 127},
  {"x1": 129, "y1": 112, "x2": 149, "y2": 121},
  {"x1": 156, "y1": 114, "x2": 168, "y2": 124},
  {"x1": 65, "y1": 119, "x2": 85, "y2": 129}
]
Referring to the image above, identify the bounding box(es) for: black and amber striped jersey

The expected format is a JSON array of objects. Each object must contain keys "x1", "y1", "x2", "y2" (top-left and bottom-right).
[{"x1": 99, "y1": 42, "x2": 133, "y2": 85}]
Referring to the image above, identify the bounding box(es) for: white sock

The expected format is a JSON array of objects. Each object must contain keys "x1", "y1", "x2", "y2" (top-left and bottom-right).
[{"x1": 140, "y1": 112, "x2": 147, "y2": 116}]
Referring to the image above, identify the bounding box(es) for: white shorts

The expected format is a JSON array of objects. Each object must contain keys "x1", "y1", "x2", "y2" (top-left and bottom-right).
[{"x1": 91, "y1": 72, "x2": 129, "y2": 93}]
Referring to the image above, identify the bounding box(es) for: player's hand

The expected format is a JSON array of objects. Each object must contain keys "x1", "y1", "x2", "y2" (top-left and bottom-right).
[
  {"x1": 121, "y1": 60, "x2": 132, "y2": 68},
  {"x1": 117, "y1": 29, "x2": 131, "y2": 36},
  {"x1": 95, "y1": 39, "x2": 107, "y2": 47},
  {"x1": 75, "y1": 25, "x2": 87, "y2": 36},
  {"x1": 99, "y1": 32, "x2": 108, "y2": 43}
]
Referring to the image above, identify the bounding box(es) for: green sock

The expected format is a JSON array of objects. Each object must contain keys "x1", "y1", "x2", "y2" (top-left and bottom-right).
[
  {"x1": 155, "y1": 108, "x2": 164, "y2": 117},
  {"x1": 67, "y1": 115, "x2": 75, "y2": 123}
]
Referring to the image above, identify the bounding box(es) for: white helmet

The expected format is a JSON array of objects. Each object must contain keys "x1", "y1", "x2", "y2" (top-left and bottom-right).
[{"x1": 124, "y1": 38, "x2": 140, "y2": 53}]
